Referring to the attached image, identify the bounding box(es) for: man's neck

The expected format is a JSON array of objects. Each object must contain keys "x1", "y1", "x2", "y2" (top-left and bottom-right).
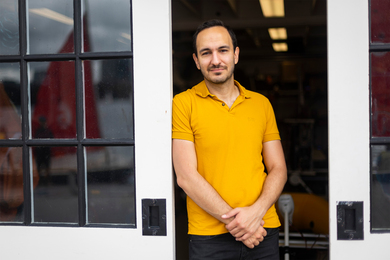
[{"x1": 204, "y1": 77, "x2": 240, "y2": 108}]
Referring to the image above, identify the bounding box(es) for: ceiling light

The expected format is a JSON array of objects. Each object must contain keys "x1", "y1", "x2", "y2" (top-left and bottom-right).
[
  {"x1": 272, "y1": 43, "x2": 288, "y2": 52},
  {"x1": 259, "y1": 0, "x2": 285, "y2": 17},
  {"x1": 29, "y1": 8, "x2": 73, "y2": 25},
  {"x1": 268, "y1": 28, "x2": 287, "y2": 40}
]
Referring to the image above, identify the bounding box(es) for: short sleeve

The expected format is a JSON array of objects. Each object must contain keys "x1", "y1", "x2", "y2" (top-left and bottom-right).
[
  {"x1": 263, "y1": 98, "x2": 281, "y2": 143},
  {"x1": 172, "y1": 93, "x2": 194, "y2": 142}
]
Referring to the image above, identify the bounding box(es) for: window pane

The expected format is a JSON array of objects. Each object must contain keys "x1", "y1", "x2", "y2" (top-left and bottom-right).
[
  {"x1": 82, "y1": 0, "x2": 131, "y2": 53},
  {"x1": 0, "y1": 0, "x2": 19, "y2": 55},
  {"x1": 371, "y1": 52, "x2": 390, "y2": 137},
  {"x1": 33, "y1": 146, "x2": 78, "y2": 223},
  {"x1": 371, "y1": 145, "x2": 390, "y2": 230},
  {"x1": 85, "y1": 59, "x2": 133, "y2": 139},
  {"x1": 0, "y1": 147, "x2": 24, "y2": 222},
  {"x1": 30, "y1": 61, "x2": 77, "y2": 139},
  {"x1": 27, "y1": 0, "x2": 74, "y2": 54},
  {"x1": 371, "y1": 0, "x2": 390, "y2": 43},
  {"x1": 0, "y1": 63, "x2": 21, "y2": 140},
  {"x1": 87, "y1": 146, "x2": 135, "y2": 225}
]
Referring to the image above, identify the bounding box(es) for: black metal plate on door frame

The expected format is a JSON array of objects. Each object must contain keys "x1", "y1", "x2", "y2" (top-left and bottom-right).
[
  {"x1": 142, "y1": 199, "x2": 167, "y2": 236},
  {"x1": 337, "y1": 201, "x2": 364, "y2": 240}
]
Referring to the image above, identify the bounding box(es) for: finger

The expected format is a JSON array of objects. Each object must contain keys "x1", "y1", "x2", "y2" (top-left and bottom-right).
[
  {"x1": 255, "y1": 226, "x2": 267, "y2": 237},
  {"x1": 260, "y1": 219, "x2": 265, "y2": 226},
  {"x1": 242, "y1": 239, "x2": 255, "y2": 249},
  {"x1": 236, "y1": 232, "x2": 253, "y2": 242},
  {"x1": 254, "y1": 232, "x2": 264, "y2": 240},
  {"x1": 226, "y1": 223, "x2": 242, "y2": 234},
  {"x1": 226, "y1": 219, "x2": 245, "y2": 232},
  {"x1": 225, "y1": 222, "x2": 236, "y2": 231},
  {"x1": 221, "y1": 208, "x2": 240, "y2": 219},
  {"x1": 232, "y1": 229, "x2": 247, "y2": 239},
  {"x1": 228, "y1": 225, "x2": 247, "y2": 238}
]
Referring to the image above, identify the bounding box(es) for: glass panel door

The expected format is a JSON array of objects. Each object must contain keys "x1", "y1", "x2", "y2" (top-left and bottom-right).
[{"x1": 0, "y1": 0, "x2": 174, "y2": 258}]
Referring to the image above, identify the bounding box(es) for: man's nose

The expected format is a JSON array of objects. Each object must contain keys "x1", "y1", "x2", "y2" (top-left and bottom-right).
[{"x1": 210, "y1": 52, "x2": 221, "y2": 65}]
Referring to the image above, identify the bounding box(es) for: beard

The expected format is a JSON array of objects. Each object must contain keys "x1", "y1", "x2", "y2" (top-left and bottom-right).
[{"x1": 201, "y1": 64, "x2": 235, "y2": 85}]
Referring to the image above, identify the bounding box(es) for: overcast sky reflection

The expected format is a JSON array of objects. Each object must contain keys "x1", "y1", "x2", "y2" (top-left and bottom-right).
[
  {"x1": 24, "y1": 0, "x2": 132, "y2": 83},
  {"x1": 27, "y1": 0, "x2": 131, "y2": 54}
]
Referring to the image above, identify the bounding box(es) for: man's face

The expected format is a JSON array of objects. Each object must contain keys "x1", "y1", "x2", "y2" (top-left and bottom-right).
[{"x1": 193, "y1": 26, "x2": 239, "y2": 85}]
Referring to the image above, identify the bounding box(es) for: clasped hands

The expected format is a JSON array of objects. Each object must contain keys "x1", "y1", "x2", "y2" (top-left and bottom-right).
[{"x1": 222, "y1": 207, "x2": 267, "y2": 249}]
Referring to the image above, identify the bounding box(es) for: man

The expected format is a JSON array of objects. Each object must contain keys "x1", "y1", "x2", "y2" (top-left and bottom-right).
[{"x1": 172, "y1": 19, "x2": 287, "y2": 260}]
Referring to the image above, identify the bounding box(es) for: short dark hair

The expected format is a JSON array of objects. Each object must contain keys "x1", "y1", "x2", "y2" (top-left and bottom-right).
[{"x1": 193, "y1": 19, "x2": 237, "y2": 57}]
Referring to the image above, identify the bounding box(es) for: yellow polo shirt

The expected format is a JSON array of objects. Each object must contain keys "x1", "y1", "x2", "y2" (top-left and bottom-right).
[{"x1": 172, "y1": 80, "x2": 281, "y2": 235}]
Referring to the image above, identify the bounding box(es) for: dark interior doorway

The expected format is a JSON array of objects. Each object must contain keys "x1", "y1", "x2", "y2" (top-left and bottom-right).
[{"x1": 172, "y1": 1, "x2": 328, "y2": 259}]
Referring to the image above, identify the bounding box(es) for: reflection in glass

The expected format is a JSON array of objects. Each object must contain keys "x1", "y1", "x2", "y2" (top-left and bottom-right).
[
  {"x1": 33, "y1": 146, "x2": 78, "y2": 223},
  {"x1": 28, "y1": 0, "x2": 73, "y2": 54},
  {"x1": 371, "y1": 145, "x2": 390, "y2": 230},
  {"x1": 30, "y1": 61, "x2": 77, "y2": 139},
  {"x1": 0, "y1": 147, "x2": 24, "y2": 222},
  {"x1": 87, "y1": 146, "x2": 135, "y2": 225},
  {"x1": 0, "y1": 63, "x2": 21, "y2": 140},
  {"x1": 82, "y1": 0, "x2": 131, "y2": 53},
  {"x1": 371, "y1": 0, "x2": 390, "y2": 43},
  {"x1": 0, "y1": 0, "x2": 19, "y2": 55},
  {"x1": 371, "y1": 52, "x2": 390, "y2": 137},
  {"x1": 85, "y1": 59, "x2": 133, "y2": 139}
]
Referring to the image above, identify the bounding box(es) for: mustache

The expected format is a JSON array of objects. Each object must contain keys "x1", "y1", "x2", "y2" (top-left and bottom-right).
[{"x1": 208, "y1": 65, "x2": 227, "y2": 70}]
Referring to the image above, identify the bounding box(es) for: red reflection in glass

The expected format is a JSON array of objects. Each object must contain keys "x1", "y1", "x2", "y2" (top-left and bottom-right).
[
  {"x1": 371, "y1": 0, "x2": 390, "y2": 43},
  {"x1": 371, "y1": 52, "x2": 390, "y2": 137},
  {"x1": 32, "y1": 61, "x2": 76, "y2": 142},
  {"x1": 31, "y1": 20, "x2": 77, "y2": 143}
]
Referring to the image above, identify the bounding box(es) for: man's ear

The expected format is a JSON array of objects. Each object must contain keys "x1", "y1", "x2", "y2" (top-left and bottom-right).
[
  {"x1": 234, "y1": 47, "x2": 240, "y2": 65},
  {"x1": 193, "y1": 53, "x2": 201, "y2": 70}
]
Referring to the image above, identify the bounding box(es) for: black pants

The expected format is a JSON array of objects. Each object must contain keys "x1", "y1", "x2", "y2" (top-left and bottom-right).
[{"x1": 189, "y1": 228, "x2": 279, "y2": 260}]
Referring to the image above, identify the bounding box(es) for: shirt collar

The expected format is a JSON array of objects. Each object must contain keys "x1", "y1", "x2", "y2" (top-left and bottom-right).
[{"x1": 194, "y1": 80, "x2": 252, "y2": 99}]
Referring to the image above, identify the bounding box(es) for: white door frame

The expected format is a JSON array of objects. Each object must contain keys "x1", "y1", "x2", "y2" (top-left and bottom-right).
[
  {"x1": 0, "y1": 0, "x2": 174, "y2": 259},
  {"x1": 133, "y1": 0, "x2": 175, "y2": 257},
  {"x1": 328, "y1": 0, "x2": 390, "y2": 258}
]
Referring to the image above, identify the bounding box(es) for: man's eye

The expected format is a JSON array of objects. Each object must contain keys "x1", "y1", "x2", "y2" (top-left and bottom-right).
[{"x1": 201, "y1": 52, "x2": 210, "y2": 56}]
